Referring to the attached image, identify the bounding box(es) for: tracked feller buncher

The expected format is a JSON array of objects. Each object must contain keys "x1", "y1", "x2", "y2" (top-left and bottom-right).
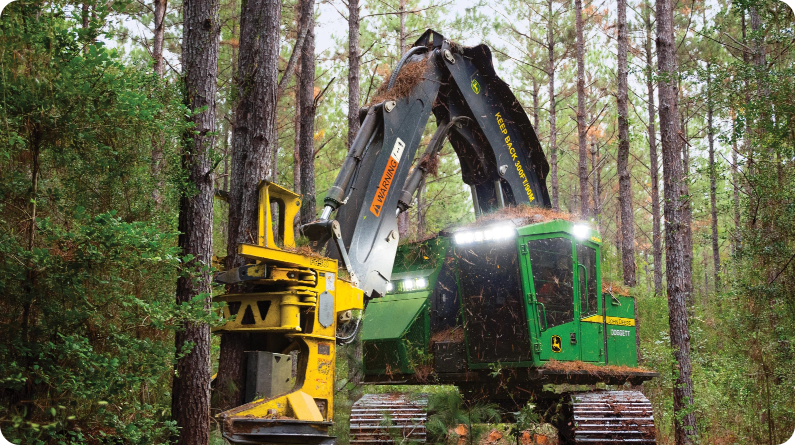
[{"x1": 213, "y1": 30, "x2": 658, "y2": 444}]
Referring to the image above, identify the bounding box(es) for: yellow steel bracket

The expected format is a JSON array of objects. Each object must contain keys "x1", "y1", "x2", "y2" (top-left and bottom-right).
[
  {"x1": 215, "y1": 181, "x2": 364, "y2": 437},
  {"x1": 258, "y1": 180, "x2": 302, "y2": 248}
]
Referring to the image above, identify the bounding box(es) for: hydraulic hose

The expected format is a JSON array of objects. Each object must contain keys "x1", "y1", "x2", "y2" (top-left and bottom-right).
[{"x1": 387, "y1": 46, "x2": 429, "y2": 90}]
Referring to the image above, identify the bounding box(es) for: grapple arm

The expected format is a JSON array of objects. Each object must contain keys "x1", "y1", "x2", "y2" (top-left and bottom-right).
[{"x1": 305, "y1": 29, "x2": 551, "y2": 301}]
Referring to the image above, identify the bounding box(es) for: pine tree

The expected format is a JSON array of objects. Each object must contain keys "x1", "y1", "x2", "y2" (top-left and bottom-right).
[
  {"x1": 171, "y1": 0, "x2": 219, "y2": 440},
  {"x1": 656, "y1": 0, "x2": 698, "y2": 441}
]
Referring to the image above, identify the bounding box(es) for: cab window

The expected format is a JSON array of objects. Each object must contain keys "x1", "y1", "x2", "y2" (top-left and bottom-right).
[
  {"x1": 528, "y1": 237, "x2": 574, "y2": 329},
  {"x1": 577, "y1": 244, "x2": 599, "y2": 317}
]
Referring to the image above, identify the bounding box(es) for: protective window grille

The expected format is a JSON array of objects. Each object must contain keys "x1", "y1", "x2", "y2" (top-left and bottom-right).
[
  {"x1": 528, "y1": 238, "x2": 574, "y2": 329},
  {"x1": 577, "y1": 244, "x2": 599, "y2": 317},
  {"x1": 458, "y1": 242, "x2": 532, "y2": 363}
]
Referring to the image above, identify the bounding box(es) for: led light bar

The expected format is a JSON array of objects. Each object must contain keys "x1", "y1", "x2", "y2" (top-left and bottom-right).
[
  {"x1": 454, "y1": 223, "x2": 515, "y2": 246},
  {"x1": 573, "y1": 224, "x2": 591, "y2": 240}
]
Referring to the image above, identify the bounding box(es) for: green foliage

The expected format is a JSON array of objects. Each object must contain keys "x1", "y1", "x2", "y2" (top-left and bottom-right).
[
  {"x1": 425, "y1": 390, "x2": 500, "y2": 443},
  {"x1": 514, "y1": 402, "x2": 540, "y2": 433},
  {"x1": 0, "y1": 1, "x2": 194, "y2": 443}
]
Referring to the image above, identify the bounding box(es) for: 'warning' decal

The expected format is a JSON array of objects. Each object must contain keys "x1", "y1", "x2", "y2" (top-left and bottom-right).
[{"x1": 370, "y1": 138, "x2": 405, "y2": 217}]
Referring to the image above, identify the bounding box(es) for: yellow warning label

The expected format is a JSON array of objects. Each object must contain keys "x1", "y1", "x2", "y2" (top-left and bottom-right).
[{"x1": 369, "y1": 138, "x2": 405, "y2": 217}]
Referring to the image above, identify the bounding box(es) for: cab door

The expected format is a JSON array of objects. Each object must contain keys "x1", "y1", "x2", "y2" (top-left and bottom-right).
[
  {"x1": 524, "y1": 236, "x2": 579, "y2": 362},
  {"x1": 576, "y1": 242, "x2": 604, "y2": 362}
]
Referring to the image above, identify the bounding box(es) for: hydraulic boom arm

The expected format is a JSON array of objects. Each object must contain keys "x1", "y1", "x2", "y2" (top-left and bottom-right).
[{"x1": 303, "y1": 29, "x2": 551, "y2": 305}]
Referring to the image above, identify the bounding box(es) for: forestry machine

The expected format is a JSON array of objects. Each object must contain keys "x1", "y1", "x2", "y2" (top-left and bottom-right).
[{"x1": 213, "y1": 30, "x2": 658, "y2": 444}]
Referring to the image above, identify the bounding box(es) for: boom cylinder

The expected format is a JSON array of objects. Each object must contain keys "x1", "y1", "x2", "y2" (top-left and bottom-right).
[{"x1": 323, "y1": 107, "x2": 379, "y2": 211}]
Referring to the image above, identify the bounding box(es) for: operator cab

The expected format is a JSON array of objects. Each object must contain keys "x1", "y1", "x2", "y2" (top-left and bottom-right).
[
  {"x1": 452, "y1": 218, "x2": 637, "y2": 368},
  {"x1": 361, "y1": 217, "x2": 639, "y2": 380}
]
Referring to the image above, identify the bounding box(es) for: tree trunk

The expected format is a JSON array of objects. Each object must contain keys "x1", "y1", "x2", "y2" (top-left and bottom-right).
[
  {"x1": 417, "y1": 180, "x2": 425, "y2": 234},
  {"x1": 346, "y1": 0, "x2": 365, "y2": 406},
  {"x1": 171, "y1": 0, "x2": 219, "y2": 440},
  {"x1": 547, "y1": 0, "x2": 559, "y2": 211},
  {"x1": 299, "y1": 4, "x2": 316, "y2": 224},
  {"x1": 706, "y1": 65, "x2": 720, "y2": 291},
  {"x1": 656, "y1": 0, "x2": 698, "y2": 441},
  {"x1": 575, "y1": 0, "x2": 589, "y2": 218},
  {"x1": 590, "y1": 141, "x2": 599, "y2": 223},
  {"x1": 153, "y1": 0, "x2": 167, "y2": 76},
  {"x1": 150, "y1": 0, "x2": 168, "y2": 206},
  {"x1": 348, "y1": 0, "x2": 361, "y2": 151},
  {"x1": 750, "y1": 5, "x2": 767, "y2": 132},
  {"x1": 294, "y1": 63, "x2": 302, "y2": 194},
  {"x1": 217, "y1": 0, "x2": 282, "y2": 410},
  {"x1": 680, "y1": 113, "x2": 693, "y2": 302},
  {"x1": 741, "y1": 12, "x2": 755, "y2": 193},
  {"x1": 532, "y1": 76, "x2": 539, "y2": 131},
  {"x1": 398, "y1": 0, "x2": 406, "y2": 53},
  {"x1": 277, "y1": 0, "x2": 313, "y2": 99},
  {"x1": 398, "y1": 211, "x2": 409, "y2": 237},
  {"x1": 82, "y1": 3, "x2": 89, "y2": 28},
  {"x1": 732, "y1": 116, "x2": 741, "y2": 258},
  {"x1": 644, "y1": 0, "x2": 662, "y2": 296},
  {"x1": 615, "y1": 206, "x2": 621, "y2": 257},
  {"x1": 616, "y1": 0, "x2": 635, "y2": 286},
  {"x1": 595, "y1": 142, "x2": 601, "y2": 230}
]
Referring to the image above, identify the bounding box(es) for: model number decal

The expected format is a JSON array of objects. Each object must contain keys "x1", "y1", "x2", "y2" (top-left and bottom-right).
[{"x1": 610, "y1": 329, "x2": 631, "y2": 337}]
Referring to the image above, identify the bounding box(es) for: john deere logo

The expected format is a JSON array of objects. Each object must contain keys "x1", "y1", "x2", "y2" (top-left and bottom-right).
[
  {"x1": 551, "y1": 335, "x2": 562, "y2": 353},
  {"x1": 471, "y1": 79, "x2": 481, "y2": 94}
]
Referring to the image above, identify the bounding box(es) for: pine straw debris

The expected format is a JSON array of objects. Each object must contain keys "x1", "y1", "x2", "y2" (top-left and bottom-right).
[
  {"x1": 601, "y1": 280, "x2": 631, "y2": 297},
  {"x1": 541, "y1": 359, "x2": 652, "y2": 376},
  {"x1": 465, "y1": 205, "x2": 579, "y2": 229},
  {"x1": 419, "y1": 152, "x2": 441, "y2": 176},
  {"x1": 367, "y1": 59, "x2": 429, "y2": 105},
  {"x1": 281, "y1": 245, "x2": 326, "y2": 259},
  {"x1": 430, "y1": 327, "x2": 466, "y2": 345}
]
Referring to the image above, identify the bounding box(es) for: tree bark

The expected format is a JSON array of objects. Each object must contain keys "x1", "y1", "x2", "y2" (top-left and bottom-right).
[
  {"x1": 171, "y1": 0, "x2": 219, "y2": 440},
  {"x1": 299, "y1": 3, "x2": 316, "y2": 224},
  {"x1": 706, "y1": 64, "x2": 720, "y2": 291},
  {"x1": 574, "y1": 0, "x2": 589, "y2": 218},
  {"x1": 547, "y1": 0, "x2": 559, "y2": 211},
  {"x1": 348, "y1": 0, "x2": 361, "y2": 151},
  {"x1": 346, "y1": 0, "x2": 365, "y2": 406},
  {"x1": 644, "y1": 0, "x2": 662, "y2": 296},
  {"x1": 217, "y1": 0, "x2": 282, "y2": 410},
  {"x1": 656, "y1": 0, "x2": 698, "y2": 441},
  {"x1": 615, "y1": 205, "x2": 621, "y2": 257},
  {"x1": 616, "y1": 0, "x2": 635, "y2": 286}
]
